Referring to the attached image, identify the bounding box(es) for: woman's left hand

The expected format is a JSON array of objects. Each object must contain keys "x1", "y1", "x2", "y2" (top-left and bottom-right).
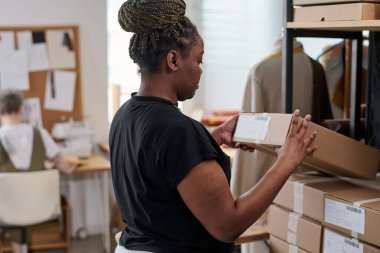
[{"x1": 218, "y1": 115, "x2": 254, "y2": 152}]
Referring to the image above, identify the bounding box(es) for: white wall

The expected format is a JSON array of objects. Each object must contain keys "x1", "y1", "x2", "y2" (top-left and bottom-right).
[
  {"x1": 0, "y1": 0, "x2": 108, "y2": 142},
  {"x1": 182, "y1": 0, "x2": 283, "y2": 115}
]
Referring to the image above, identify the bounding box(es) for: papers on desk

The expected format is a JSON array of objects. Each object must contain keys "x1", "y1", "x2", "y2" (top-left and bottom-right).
[
  {"x1": 17, "y1": 31, "x2": 49, "y2": 72},
  {"x1": 44, "y1": 70, "x2": 76, "y2": 112}
]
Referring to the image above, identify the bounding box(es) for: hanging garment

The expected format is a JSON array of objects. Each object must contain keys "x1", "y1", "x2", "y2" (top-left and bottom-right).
[
  {"x1": 231, "y1": 38, "x2": 331, "y2": 197},
  {"x1": 231, "y1": 39, "x2": 331, "y2": 253}
]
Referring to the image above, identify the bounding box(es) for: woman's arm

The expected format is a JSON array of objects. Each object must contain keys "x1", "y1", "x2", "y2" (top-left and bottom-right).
[
  {"x1": 178, "y1": 110, "x2": 317, "y2": 242},
  {"x1": 45, "y1": 154, "x2": 74, "y2": 174}
]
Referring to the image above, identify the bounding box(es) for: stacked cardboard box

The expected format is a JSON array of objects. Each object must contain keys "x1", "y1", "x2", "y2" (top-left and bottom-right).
[
  {"x1": 233, "y1": 113, "x2": 380, "y2": 252},
  {"x1": 292, "y1": 0, "x2": 380, "y2": 22},
  {"x1": 267, "y1": 172, "x2": 380, "y2": 252}
]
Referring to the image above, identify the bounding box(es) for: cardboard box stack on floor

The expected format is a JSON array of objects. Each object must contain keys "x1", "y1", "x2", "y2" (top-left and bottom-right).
[
  {"x1": 233, "y1": 113, "x2": 380, "y2": 252},
  {"x1": 292, "y1": 0, "x2": 380, "y2": 22}
]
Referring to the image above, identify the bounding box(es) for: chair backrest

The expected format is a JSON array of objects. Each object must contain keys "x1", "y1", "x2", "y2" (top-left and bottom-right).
[{"x1": 0, "y1": 170, "x2": 61, "y2": 226}]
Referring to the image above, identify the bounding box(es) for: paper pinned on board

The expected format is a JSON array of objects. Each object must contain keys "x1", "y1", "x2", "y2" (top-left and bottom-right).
[
  {"x1": 46, "y1": 30, "x2": 76, "y2": 69},
  {"x1": 44, "y1": 70, "x2": 76, "y2": 112},
  {"x1": 0, "y1": 50, "x2": 30, "y2": 90},
  {"x1": 17, "y1": 31, "x2": 49, "y2": 71},
  {"x1": 0, "y1": 31, "x2": 15, "y2": 57},
  {"x1": 23, "y1": 97, "x2": 43, "y2": 127}
]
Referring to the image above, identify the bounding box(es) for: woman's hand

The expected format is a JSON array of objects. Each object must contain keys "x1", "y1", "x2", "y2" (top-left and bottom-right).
[
  {"x1": 215, "y1": 115, "x2": 254, "y2": 152},
  {"x1": 276, "y1": 109, "x2": 317, "y2": 170}
]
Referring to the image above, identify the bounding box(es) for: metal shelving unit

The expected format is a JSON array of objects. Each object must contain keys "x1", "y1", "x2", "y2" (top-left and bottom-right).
[{"x1": 281, "y1": 0, "x2": 380, "y2": 144}]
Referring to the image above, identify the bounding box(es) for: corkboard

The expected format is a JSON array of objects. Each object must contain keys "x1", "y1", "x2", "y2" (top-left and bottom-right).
[{"x1": 0, "y1": 26, "x2": 83, "y2": 132}]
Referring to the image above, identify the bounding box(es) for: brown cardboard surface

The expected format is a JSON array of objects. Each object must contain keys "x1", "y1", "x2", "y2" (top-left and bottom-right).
[
  {"x1": 268, "y1": 205, "x2": 322, "y2": 253},
  {"x1": 294, "y1": 3, "x2": 380, "y2": 22},
  {"x1": 323, "y1": 228, "x2": 380, "y2": 253},
  {"x1": 324, "y1": 188, "x2": 380, "y2": 247},
  {"x1": 233, "y1": 113, "x2": 380, "y2": 179},
  {"x1": 273, "y1": 173, "x2": 360, "y2": 222},
  {"x1": 293, "y1": 0, "x2": 380, "y2": 6},
  {"x1": 270, "y1": 235, "x2": 309, "y2": 253}
]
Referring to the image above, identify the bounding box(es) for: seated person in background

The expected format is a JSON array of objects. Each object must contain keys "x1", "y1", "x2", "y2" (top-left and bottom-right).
[{"x1": 0, "y1": 89, "x2": 72, "y2": 253}]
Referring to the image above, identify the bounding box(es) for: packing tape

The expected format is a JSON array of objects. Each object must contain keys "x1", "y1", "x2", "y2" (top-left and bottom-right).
[
  {"x1": 293, "y1": 177, "x2": 339, "y2": 214},
  {"x1": 350, "y1": 197, "x2": 380, "y2": 238},
  {"x1": 288, "y1": 212, "x2": 301, "y2": 233},
  {"x1": 287, "y1": 231, "x2": 297, "y2": 245},
  {"x1": 289, "y1": 244, "x2": 298, "y2": 253}
]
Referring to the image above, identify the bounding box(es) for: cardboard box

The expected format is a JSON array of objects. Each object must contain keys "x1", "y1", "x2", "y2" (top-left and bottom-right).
[
  {"x1": 233, "y1": 113, "x2": 380, "y2": 179},
  {"x1": 323, "y1": 228, "x2": 380, "y2": 253},
  {"x1": 270, "y1": 235, "x2": 309, "y2": 253},
  {"x1": 273, "y1": 173, "x2": 360, "y2": 223},
  {"x1": 294, "y1": 3, "x2": 380, "y2": 22},
  {"x1": 293, "y1": 0, "x2": 380, "y2": 6},
  {"x1": 268, "y1": 205, "x2": 322, "y2": 253},
  {"x1": 324, "y1": 187, "x2": 380, "y2": 247}
]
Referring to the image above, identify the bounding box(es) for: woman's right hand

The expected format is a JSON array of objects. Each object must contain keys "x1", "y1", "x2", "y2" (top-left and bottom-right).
[{"x1": 276, "y1": 109, "x2": 317, "y2": 171}]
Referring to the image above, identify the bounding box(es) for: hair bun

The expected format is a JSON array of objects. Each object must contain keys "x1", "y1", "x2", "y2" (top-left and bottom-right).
[{"x1": 118, "y1": 0, "x2": 186, "y2": 33}]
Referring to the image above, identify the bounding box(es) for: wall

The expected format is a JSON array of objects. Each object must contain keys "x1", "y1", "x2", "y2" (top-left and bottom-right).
[
  {"x1": 182, "y1": 0, "x2": 283, "y2": 115},
  {"x1": 0, "y1": 0, "x2": 108, "y2": 142}
]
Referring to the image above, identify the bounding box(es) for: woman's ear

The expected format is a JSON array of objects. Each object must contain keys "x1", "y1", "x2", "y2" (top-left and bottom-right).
[{"x1": 167, "y1": 50, "x2": 179, "y2": 71}]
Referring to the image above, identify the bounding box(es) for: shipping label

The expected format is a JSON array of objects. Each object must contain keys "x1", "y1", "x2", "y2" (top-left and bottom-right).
[
  {"x1": 324, "y1": 198, "x2": 365, "y2": 234},
  {"x1": 323, "y1": 229, "x2": 363, "y2": 253}
]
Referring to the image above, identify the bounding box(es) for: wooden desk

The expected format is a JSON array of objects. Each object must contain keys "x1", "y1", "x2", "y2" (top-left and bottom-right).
[
  {"x1": 72, "y1": 154, "x2": 110, "y2": 174},
  {"x1": 68, "y1": 154, "x2": 111, "y2": 253}
]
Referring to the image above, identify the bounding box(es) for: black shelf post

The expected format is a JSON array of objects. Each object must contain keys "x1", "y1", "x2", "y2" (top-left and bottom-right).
[{"x1": 282, "y1": 0, "x2": 363, "y2": 139}]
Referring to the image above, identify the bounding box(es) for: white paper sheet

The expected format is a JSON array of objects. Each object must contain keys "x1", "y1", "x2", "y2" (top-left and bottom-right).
[
  {"x1": 0, "y1": 31, "x2": 15, "y2": 57},
  {"x1": 234, "y1": 114, "x2": 271, "y2": 142},
  {"x1": 46, "y1": 30, "x2": 76, "y2": 69},
  {"x1": 44, "y1": 70, "x2": 76, "y2": 112},
  {"x1": 17, "y1": 31, "x2": 49, "y2": 71},
  {"x1": 323, "y1": 229, "x2": 363, "y2": 253},
  {"x1": 23, "y1": 97, "x2": 43, "y2": 127},
  {"x1": 0, "y1": 50, "x2": 29, "y2": 90}
]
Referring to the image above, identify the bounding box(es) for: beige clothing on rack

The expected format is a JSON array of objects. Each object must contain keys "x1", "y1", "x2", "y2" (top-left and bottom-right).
[{"x1": 231, "y1": 40, "x2": 314, "y2": 198}]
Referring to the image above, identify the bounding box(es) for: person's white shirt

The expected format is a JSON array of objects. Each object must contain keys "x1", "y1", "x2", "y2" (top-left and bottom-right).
[{"x1": 0, "y1": 123, "x2": 59, "y2": 170}]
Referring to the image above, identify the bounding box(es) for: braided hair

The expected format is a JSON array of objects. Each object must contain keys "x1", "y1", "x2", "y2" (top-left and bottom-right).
[{"x1": 118, "y1": 0, "x2": 199, "y2": 74}]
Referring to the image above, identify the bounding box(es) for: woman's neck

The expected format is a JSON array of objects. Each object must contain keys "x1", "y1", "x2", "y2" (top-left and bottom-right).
[{"x1": 138, "y1": 73, "x2": 178, "y2": 104}]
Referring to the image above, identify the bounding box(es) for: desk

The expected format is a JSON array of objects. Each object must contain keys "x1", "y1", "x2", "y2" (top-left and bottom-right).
[{"x1": 70, "y1": 154, "x2": 111, "y2": 253}]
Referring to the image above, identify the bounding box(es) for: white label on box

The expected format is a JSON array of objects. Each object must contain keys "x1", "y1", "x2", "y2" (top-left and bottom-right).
[
  {"x1": 323, "y1": 229, "x2": 363, "y2": 253},
  {"x1": 235, "y1": 114, "x2": 271, "y2": 141},
  {"x1": 324, "y1": 198, "x2": 365, "y2": 234}
]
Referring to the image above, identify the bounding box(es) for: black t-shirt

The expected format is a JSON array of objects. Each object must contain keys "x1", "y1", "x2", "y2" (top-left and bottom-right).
[{"x1": 109, "y1": 94, "x2": 234, "y2": 253}]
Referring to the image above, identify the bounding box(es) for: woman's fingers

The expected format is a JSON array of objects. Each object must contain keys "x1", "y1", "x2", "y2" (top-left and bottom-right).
[
  {"x1": 289, "y1": 109, "x2": 300, "y2": 136},
  {"x1": 303, "y1": 131, "x2": 317, "y2": 148},
  {"x1": 297, "y1": 114, "x2": 311, "y2": 139}
]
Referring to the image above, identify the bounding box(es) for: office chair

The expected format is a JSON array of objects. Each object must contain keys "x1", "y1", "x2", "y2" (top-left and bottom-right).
[{"x1": 0, "y1": 170, "x2": 61, "y2": 253}]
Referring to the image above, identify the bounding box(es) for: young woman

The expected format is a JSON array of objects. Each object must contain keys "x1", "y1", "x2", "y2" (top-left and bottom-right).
[{"x1": 110, "y1": 1, "x2": 317, "y2": 252}]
